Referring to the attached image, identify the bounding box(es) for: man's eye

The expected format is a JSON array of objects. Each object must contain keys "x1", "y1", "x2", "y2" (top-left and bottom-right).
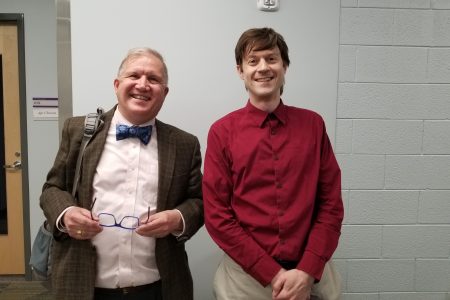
[
  {"x1": 128, "y1": 74, "x2": 139, "y2": 79},
  {"x1": 148, "y1": 77, "x2": 162, "y2": 85}
]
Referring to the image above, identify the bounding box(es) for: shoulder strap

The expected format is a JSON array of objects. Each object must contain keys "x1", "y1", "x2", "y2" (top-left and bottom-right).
[{"x1": 71, "y1": 107, "x2": 104, "y2": 197}]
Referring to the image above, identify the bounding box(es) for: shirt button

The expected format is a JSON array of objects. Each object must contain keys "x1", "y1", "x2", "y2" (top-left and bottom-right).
[
  {"x1": 271, "y1": 129, "x2": 276, "y2": 135},
  {"x1": 273, "y1": 154, "x2": 279, "y2": 160},
  {"x1": 276, "y1": 182, "x2": 282, "y2": 188}
]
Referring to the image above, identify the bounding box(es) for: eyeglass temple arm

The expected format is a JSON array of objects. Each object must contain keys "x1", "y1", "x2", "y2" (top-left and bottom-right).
[{"x1": 90, "y1": 198, "x2": 97, "y2": 220}]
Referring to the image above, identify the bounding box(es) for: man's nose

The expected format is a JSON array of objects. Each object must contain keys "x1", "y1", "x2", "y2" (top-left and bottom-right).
[
  {"x1": 257, "y1": 59, "x2": 269, "y2": 71},
  {"x1": 136, "y1": 76, "x2": 150, "y2": 89}
]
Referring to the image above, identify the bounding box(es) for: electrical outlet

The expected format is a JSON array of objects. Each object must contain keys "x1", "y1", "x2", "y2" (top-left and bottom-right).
[{"x1": 257, "y1": 0, "x2": 279, "y2": 12}]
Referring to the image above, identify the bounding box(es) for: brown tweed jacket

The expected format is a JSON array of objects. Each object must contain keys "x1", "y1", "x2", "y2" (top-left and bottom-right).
[{"x1": 40, "y1": 107, "x2": 203, "y2": 300}]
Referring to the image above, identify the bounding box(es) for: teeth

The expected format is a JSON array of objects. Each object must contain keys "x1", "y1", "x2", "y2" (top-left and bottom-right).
[
  {"x1": 256, "y1": 77, "x2": 272, "y2": 82},
  {"x1": 133, "y1": 95, "x2": 149, "y2": 101}
]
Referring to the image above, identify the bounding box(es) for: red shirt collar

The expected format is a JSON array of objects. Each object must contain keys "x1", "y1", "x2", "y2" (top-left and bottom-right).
[{"x1": 244, "y1": 99, "x2": 288, "y2": 128}]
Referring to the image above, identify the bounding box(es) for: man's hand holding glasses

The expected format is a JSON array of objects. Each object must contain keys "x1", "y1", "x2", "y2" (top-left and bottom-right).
[
  {"x1": 63, "y1": 206, "x2": 103, "y2": 240},
  {"x1": 134, "y1": 209, "x2": 184, "y2": 238},
  {"x1": 64, "y1": 198, "x2": 182, "y2": 240}
]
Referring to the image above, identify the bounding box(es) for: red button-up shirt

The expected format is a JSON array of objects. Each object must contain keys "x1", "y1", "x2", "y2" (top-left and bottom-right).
[{"x1": 203, "y1": 101, "x2": 343, "y2": 286}]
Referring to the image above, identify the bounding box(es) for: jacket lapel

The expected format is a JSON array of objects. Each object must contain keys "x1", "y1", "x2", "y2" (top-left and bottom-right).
[{"x1": 156, "y1": 120, "x2": 175, "y2": 211}]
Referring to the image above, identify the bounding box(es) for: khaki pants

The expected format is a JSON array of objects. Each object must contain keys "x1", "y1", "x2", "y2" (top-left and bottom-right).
[{"x1": 214, "y1": 254, "x2": 341, "y2": 300}]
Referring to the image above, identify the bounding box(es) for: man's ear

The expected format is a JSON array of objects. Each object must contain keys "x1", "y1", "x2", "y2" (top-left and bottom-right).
[
  {"x1": 236, "y1": 65, "x2": 244, "y2": 80},
  {"x1": 113, "y1": 78, "x2": 120, "y2": 92}
]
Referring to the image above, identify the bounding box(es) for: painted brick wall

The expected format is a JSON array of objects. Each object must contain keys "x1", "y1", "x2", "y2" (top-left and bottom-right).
[{"x1": 335, "y1": 0, "x2": 450, "y2": 299}]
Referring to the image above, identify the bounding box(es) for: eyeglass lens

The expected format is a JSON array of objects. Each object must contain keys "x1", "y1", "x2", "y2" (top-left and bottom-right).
[{"x1": 98, "y1": 213, "x2": 140, "y2": 230}]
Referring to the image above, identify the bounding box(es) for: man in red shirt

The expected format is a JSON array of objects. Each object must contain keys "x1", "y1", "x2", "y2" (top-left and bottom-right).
[{"x1": 203, "y1": 27, "x2": 344, "y2": 300}]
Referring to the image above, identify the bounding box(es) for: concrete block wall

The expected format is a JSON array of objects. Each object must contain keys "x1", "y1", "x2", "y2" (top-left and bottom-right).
[{"x1": 335, "y1": 0, "x2": 450, "y2": 299}]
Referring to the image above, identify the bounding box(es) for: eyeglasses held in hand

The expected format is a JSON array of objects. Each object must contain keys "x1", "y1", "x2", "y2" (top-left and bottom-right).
[{"x1": 90, "y1": 198, "x2": 151, "y2": 230}]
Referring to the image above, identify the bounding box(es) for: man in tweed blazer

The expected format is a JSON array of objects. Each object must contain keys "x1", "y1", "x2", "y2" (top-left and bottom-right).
[{"x1": 40, "y1": 48, "x2": 203, "y2": 300}]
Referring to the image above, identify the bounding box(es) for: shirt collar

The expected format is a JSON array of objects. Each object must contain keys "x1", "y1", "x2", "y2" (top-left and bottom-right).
[{"x1": 244, "y1": 99, "x2": 287, "y2": 128}]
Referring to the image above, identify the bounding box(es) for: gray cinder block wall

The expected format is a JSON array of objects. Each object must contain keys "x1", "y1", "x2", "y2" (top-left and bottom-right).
[{"x1": 334, "y1": 0, "x2": 450, "y2": 299}]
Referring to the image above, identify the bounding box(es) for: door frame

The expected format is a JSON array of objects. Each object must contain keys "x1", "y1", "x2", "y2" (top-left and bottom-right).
[{"x1": 0, "y1": 13, "x2": 30, "y2": 279}]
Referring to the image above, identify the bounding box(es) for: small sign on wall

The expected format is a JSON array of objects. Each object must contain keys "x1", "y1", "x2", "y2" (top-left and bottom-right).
[{"x1": 32, "y1": 97, "x2": 58, "y2": 120}]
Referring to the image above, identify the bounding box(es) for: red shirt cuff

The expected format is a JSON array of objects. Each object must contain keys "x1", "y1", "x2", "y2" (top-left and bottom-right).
[
  {"x1": 298, "y1": 251, "x2": 326, "y2": 281},
  {"x1": 248, "y1": 255, "x2": 281, "y2": 286}
]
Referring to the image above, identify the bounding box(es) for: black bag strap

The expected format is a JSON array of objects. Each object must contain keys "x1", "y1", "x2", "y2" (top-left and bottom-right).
[{"x1": 71, "y1": 107, "x2": 104, "y2": 197}]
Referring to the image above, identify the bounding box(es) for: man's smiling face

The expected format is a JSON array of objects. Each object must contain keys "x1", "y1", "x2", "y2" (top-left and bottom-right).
[
  {"x1": 114, "y1": 54, "x2": 169, "y2": 125},
  {"x1": 237, "y1": 46, "x2": 287, "y2": 104}
]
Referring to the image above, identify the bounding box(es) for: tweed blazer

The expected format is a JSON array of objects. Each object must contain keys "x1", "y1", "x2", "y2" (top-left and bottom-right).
[{"x1": 40, "y1": 106, "x2": 203, "y2": 300}]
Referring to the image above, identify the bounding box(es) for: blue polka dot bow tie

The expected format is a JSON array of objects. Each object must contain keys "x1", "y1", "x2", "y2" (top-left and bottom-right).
[{"x1": 116, "y1": 124, "x2": 152, "y2": 145}]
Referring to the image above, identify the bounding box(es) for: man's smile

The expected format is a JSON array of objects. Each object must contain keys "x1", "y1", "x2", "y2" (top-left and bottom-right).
[
  {"x1": 132, "y1": 94, "x2": 150, "y2": 101},
  {"x1": 255, "y1": 76, "x2": 273, "y2": 82}
]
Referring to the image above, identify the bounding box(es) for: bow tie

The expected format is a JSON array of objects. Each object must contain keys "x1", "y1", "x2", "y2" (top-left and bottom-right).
[{"x1": 116, "y1": 124, "x2": 152, "y2": 145}]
